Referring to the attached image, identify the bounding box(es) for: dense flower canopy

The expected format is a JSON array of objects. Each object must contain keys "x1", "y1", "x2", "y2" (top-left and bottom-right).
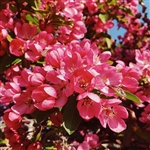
[{"x1": 0, "y1": 0, "x2": 150, "y2": 149}]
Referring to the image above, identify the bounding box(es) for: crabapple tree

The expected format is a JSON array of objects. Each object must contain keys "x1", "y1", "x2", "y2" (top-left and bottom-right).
[{"x1": 0, "y1": 0, "x2": 150, "y2": 149}]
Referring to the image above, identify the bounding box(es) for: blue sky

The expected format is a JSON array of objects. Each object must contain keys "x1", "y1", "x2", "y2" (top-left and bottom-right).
[
  {"x1": 144, "y1": 0, "x2": 150, "y2": 18},
  {"x1": 140, "y1": 0, "x2": 150, "y2": 18},
  {"x1": 109, "y1": 0, "x2": 150, "y2": 42}
]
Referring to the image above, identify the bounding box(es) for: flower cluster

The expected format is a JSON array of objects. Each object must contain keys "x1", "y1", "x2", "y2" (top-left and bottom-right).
[
  {"x1": 1, "y1": 39, "x2": 129, "y2": 131},
  {"x1": 0, "y1": 0, "x2": 150, "y2": 149}
]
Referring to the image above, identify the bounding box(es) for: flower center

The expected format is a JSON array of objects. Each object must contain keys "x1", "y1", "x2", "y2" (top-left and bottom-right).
[
  {"x1": 83, "y1": 97, "x2": 92, "y2": 106},
  {"x1": 103, "y1": 106, "x2": 115, "y2": 117},
  {"x1": 78, "y1": 78, "x2": 88, "y2": 90},
  {"x1": 25, "y1": 98, "x2": 34, "y2": 106}
]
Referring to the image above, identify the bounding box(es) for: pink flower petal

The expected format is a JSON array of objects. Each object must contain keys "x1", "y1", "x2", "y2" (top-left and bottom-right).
[
  {"x1": 77, "y1": 141, "x2": 90, "y2": 150},
  {"x1": 114, "y1": 105, "x2": 128, "y2": 119},
  {"x1": 55, "y1": 90, "x2": 68, "y2": 107},
  {"x1": 77, "y1": 100, "x2": 94, "y2": 120},
  {"x1": 9, "y1": 112, "x2": 20, "y2": 121},
  {"x1": 44, "y1": 86, "x2": 57, "y2": 98},
  {"x1": 87, "y1": 92, "x2": 101, "y2": 103},
  {"x1": 108, "y1": 116, "x2": 127, "y2": 133}
]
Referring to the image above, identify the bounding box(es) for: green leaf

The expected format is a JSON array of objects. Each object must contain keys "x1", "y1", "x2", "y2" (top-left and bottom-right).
[
  {"x1": 113, "y1": 88, "x2": 141, "y2": 104},
  {"x1": 62, "y1": 95, "x2": 82, "y2": 135},
  {"x1": 107, "y1": 0, "x2": 117, "y2": 5},
  {"x1": 105, "y1": 38, "x2": 112, "y2": 48},
  {"x1": 26, "y1": 14, "x2": 39, "y2": 25},
  {"x1": 45, "y1": 146, "x2": 56, "y2": 150},
  {"x1": 125, "y1": 91, "x2": 141, "y2": 104},
  {"x1": 12, "y1": 58, "x2": 22, "y2": 65},
  {"x1": 7, "y1": 34, "x2": 13, "y2": 42},
  {"x1": 99, "y1": 14, "x2": 108, "y2": 23},
  {"x1": 98, "y1": 3, "x2": 104, "y2": 9}
]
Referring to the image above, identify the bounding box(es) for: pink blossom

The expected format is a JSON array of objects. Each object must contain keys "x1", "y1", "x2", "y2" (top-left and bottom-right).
[
  {"x1": 70, "y1": 68, "x2": 94, "y2": 93},
  {"x1": 35, "y1": 31, "x2": 54, "y2": 49},
  {"x1": 33, "y1": 66, "x2": 47, "y2": 77},
  {"x1": 139, "y1": 104, "x2": 150, "y2": 123},
  {"x1": 14, "y1": 22, "x2": 37, "y2": 40},
  {"x1": 9, "y1": 38, "x2": 27, "y2": 57},
  {"x1": 45, "y1": 69, "x2": 71, "y2": 98},
  {"x1": 64, "y1": 52, "x2": 83, "y2": 76},
  {"x1": 11, "y1": 90, "x2": 35, "y2": 115},
  {"x1": 94, "y1": 64, "x2": 122, "y2": 96},
  {"x1": 99, "y1": 51, "x2": 111, "y2": 63},
  {"x1": 64, "y1": 7, "x2": 78, "y2": 18},
  {"x1": 57, "y1": 26, "x2": 72, "y2": 43},
  {"x1": 84, "y1": 134, "x2": 100, "y2": 148},
  {"x1": 58, "y1": 5, "x2": 86, "y2": 43},
  {"x1": 25, "y1": 43, "x2": 43, "y2": 62},
  {"x1": 0, "y1": 81, "x2": 4, "y2": 98},
  {"x1": 63, "y1": 0, "x2": 85, "y2": 11},
  {"x1": 135, "y1": 91, "x2": 150, "y2": 106},
  {"x1": 94, "y1": 17, "x2": 114, "y2": 32},
  {"x1": 98, "y1": 99, "x2": 128, "y2": 133},
  {"x1": 32, "y1": 84, "x2": 57, "y2": 111},
  {"x1": 71, "y1": 21, "x2": 87, "y2": 40},
  {"x1": 116, "y1": 61, "x2": 140, "y2": 92},
  {"x1": 77, "y1": 92, "x2": 101, "y2": 120},
  {"x1": 142, "y1": 68, "x2": 150, "y2": 83},
  {"x1": 0, "y1": 10, "x2": 14, "y2": 29},
  {"x1": 46, "y1": 69, "x2": 64, "y2": 85},
  {"x1": 77, "y1": 39, "x2": 94, "y2": 57},
  {"x1": 135, "y1": 50, "x2": 150, "y2": 66},
  {"x1": 54, "y1": 89, "x2": 68, "y2": 108},
  {"x1": 1, "y1": 82, "x2": 20, "y2": 105},
  {"x1": 13, "y1": 67, "x2": 45, "y2": 88},
  {"x1": 77, "y1": 141, "x2": 90, "y2": 150},
  {"x1": 3, "y1": 109, "x2": 22, "y2": 129},
  {"x1": 0, "y1": 25, "x2": 8, "y2": 41},
  {"x1": 71, "y1": 39, "x2": 111, "y2": 66},
  {"x1": 45, "y1": 45, "x2": 65, "y2": 68},
  {"x1": 117, "y1": 60, "x2": 140, "y2": 79},
  {"x1": 121, "y1": 77, "x2": 139, "y2": 92},
  {"x1": 5, "y1": 65, "x2": 20, "y2": 81},
  {"x1": 0, "y1": 0, "x2": 149, "y2": 148},
  {"x1": 28, "y1": 72, "x2": 45, "y2": 87},
  {"x1": 85, "y1": 0, "x2": 98, "y2": 14},
  {"x1": 13, "y1": 68, "x2": 33, "y2": 87},
  {"x1": 99, "y1": 0, "x2": 106, "y2": 3}
]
